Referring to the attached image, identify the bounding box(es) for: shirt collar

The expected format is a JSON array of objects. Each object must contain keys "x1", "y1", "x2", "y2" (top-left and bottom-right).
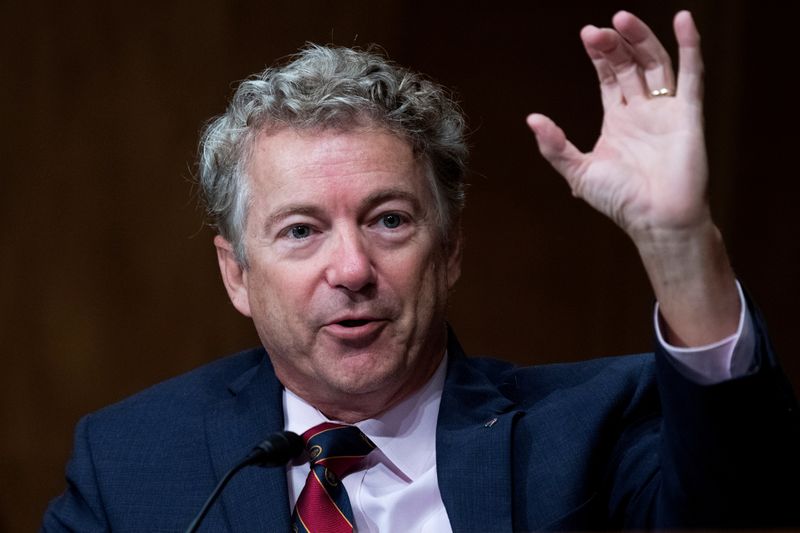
[{"x1": 283, "y1": 353, "x2": 448, "y2": 481}]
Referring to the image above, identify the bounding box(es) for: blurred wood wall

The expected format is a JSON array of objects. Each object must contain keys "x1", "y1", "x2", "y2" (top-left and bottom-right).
[{"x1": 2, "y1": 1, "x2": 798, "y2": 530}]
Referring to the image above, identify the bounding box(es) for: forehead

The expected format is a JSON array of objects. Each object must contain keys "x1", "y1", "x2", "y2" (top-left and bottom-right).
[{"x1": 246, "y1": 127, "x2": 427, "y2": 202}]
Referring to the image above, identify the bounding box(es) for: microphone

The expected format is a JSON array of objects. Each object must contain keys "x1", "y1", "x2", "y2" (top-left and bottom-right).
[
  {"x1": 245, "y1": 430, "x2": 304, "y2": 467},
  {"x1": 185, "y1": 431, "x2": 304, "y2": 533}
]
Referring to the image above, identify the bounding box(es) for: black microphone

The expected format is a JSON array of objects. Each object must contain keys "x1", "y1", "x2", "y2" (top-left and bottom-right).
[{"x1": 185, "y1": 431, "x2": 304, "y2": 533}]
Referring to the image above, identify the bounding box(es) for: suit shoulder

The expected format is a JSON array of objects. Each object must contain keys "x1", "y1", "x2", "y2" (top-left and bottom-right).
[
  {"x1": 466, "y1": 353, "x2": 655, "y2": 404},
  {"x1": 467, "y1": 352, "x2": 653, "y2": 379},
  {"x1": 87, "y1": 347, "x2": 266, "y2": 425}
]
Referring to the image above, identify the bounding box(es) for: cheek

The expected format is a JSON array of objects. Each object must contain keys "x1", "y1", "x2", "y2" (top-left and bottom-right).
[
  {"x1": 247, "y1": 264, "x2": 317, "y2": 323},
  {"x1": 383, "y1": 246, "x2": 448, "y2": 310}
]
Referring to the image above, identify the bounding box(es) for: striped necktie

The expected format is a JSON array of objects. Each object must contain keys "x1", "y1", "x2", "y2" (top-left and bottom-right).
[{"x1": 291, "y1": 422, "x2": 377, "y2": 533}]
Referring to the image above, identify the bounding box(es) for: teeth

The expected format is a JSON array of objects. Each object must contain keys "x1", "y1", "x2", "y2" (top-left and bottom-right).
[{"x1": 340, "y1": 319, "x2": 369, "y2": 327}]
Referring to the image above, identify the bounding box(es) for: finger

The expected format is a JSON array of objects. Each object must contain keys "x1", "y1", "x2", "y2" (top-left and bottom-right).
[
  {"x1": 674, "y1": 10, "x2": 704, "y2": 101},
  {"x1": 612, "y1": 10, "x2": 676, "y2": 96},
  {"x1": 526, "y1": 113, "x2": 587, "y2": 194},
  {"x1": 581, "y1": 24, "x2": 648, "y2": 102},
  {"x1": 581, "y1": 25, "x2": 624, "y2": 108}
]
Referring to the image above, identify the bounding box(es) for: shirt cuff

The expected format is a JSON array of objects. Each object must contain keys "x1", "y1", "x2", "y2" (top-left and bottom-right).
[{"x1": 654, "y1": 280, "x2": 755, "y2": 384}]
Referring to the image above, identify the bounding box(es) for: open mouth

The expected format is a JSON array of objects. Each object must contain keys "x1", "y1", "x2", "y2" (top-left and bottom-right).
[
  {"x1": 324, "y1": 318, "x2": 385, "y2": 342},
  {"x1": 338, "y1": 319, "x2": 371, "y2": 328}
]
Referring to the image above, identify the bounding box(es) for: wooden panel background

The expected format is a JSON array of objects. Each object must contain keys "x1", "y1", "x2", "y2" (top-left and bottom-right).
[{"x1": 2, "y1": 1, "x2": 798, "y2": 530}]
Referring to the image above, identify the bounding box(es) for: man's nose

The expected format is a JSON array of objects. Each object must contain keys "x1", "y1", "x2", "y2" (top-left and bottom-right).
[{"x1": 324, "y1": 228, "x2": 376, "y2": 292}]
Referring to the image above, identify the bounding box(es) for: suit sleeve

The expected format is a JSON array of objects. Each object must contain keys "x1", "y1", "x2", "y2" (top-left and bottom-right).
[
  {"x1": 41, "y1": 415, "x2": 110, "y2": 532},
  {"x1": 610, "y1": 294, "x2": 800, "y2": 529}
]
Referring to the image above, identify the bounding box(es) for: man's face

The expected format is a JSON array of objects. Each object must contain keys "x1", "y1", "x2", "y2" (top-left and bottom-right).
[{"x1": 215, "y1": 127, "x2": 461, "y2": 417}]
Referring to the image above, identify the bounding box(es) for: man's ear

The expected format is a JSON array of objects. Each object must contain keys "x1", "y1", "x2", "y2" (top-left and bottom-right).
[
  {"x1": 446, "y1": 229, "x2": 463, "y2": 290},
  {"x1": 214, "y1": 235, "x2": 252, "y2": 317}
]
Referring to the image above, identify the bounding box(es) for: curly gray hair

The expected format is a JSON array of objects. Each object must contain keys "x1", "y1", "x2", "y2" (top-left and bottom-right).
[{"x1": 197, "y1": 44, "x2": 468, "y2": 265}]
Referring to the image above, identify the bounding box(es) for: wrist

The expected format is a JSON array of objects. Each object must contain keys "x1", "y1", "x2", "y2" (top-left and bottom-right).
[
  {"x1": 627, "y1": 205, "x2": 713, "y2": 251},
  {"x1": 633, "y1": 216, "x2": 718, "y2": 263},
  {"x1": 635, "y1": 219, "x2": 740, "y2": 347}
]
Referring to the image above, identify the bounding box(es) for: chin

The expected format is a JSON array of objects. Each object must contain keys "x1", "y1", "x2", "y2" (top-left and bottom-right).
[{"x1": 324, "y1": 355, "x2": 403, "y2": 396}]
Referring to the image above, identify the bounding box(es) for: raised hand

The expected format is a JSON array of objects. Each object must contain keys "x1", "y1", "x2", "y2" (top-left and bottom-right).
[
  {"x1": 527, "y1": 10, "x2": 707, "y2": 240},
  {"x1": 528, "y1": 11, "x2": 739, "y2": 347}
]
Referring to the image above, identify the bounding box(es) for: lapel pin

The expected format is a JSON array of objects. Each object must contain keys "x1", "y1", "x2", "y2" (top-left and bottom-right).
[{"x1": 484, "y1": 417, "x2": 498, "y2": 428}]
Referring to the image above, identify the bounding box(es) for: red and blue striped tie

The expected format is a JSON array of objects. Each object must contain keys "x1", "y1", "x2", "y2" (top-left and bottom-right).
[{"x1": 291, "y1": 422, "x2": 377, "y2": 533}]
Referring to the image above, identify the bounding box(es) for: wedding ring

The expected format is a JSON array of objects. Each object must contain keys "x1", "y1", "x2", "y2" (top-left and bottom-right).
[{"x1": 650, "y1": 87, "x2": 672, "y2": 97}]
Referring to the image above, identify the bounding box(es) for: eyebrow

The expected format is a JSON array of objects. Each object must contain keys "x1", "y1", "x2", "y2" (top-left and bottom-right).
[
  {"x1": 359, "y1": 188, "x2": 422, "y2": 214},
  {"x1": 265, "y1": 187, "x2": 424, "y2": 231},
  {"x1": 265, "y1": 204, "x2": 325, "y2": 231}
]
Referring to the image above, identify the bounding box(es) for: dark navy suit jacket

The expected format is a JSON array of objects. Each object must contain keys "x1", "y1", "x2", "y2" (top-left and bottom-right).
[{"x1": 43, "y1": 309, "x2": 800, "y2": 531}]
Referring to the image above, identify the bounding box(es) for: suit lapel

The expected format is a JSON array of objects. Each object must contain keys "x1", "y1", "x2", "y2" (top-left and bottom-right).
[
  {"x1": 437, "y1": 334, "x2": 519, "y2": 533},
  {"x1": 202, "y1": 335, "x2": 519, "y2": 532},
  {"x1": 205, "y1": 352, "x2": 292, "y2": 532}
]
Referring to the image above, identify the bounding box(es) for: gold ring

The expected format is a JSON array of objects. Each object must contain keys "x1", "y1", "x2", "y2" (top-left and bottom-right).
[{"x1": 650, "y1": 87, "x2": 672, "y2": 97}]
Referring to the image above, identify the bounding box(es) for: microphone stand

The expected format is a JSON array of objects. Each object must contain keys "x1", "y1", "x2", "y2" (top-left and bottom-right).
[{"x1": 185, "y1": 431, "x2": 303, "y2": 533}]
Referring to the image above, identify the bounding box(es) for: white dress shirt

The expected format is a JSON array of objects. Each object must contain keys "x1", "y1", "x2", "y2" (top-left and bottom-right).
[
  {"x1": 283, "y1": 282, "x2": 754, "y2": 531},
  {"x1": 656, "y1": 281, "x2": 754, "y2": 384},
  {"x1": 283, "y1": 353, "x2": 452, "y2": 532}
]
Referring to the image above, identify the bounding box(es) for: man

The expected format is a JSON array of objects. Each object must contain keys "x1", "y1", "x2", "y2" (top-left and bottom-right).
[{"x1": 43, "y1": 10, "x2": 799, "y2": 532}]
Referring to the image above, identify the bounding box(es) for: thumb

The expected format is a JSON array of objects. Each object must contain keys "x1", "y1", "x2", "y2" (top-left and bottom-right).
[{"x1": 526, "y1": 113, "x2": 586, "y2": 191}]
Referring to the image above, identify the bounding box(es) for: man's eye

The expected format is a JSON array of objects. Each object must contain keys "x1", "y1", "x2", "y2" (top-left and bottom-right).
[
  {"x1": 380, "y1": 213, "x2": 404, "y2": 229},
  {"x1": 288, "y1": 225, "x2": 312, "y2": 239}
]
